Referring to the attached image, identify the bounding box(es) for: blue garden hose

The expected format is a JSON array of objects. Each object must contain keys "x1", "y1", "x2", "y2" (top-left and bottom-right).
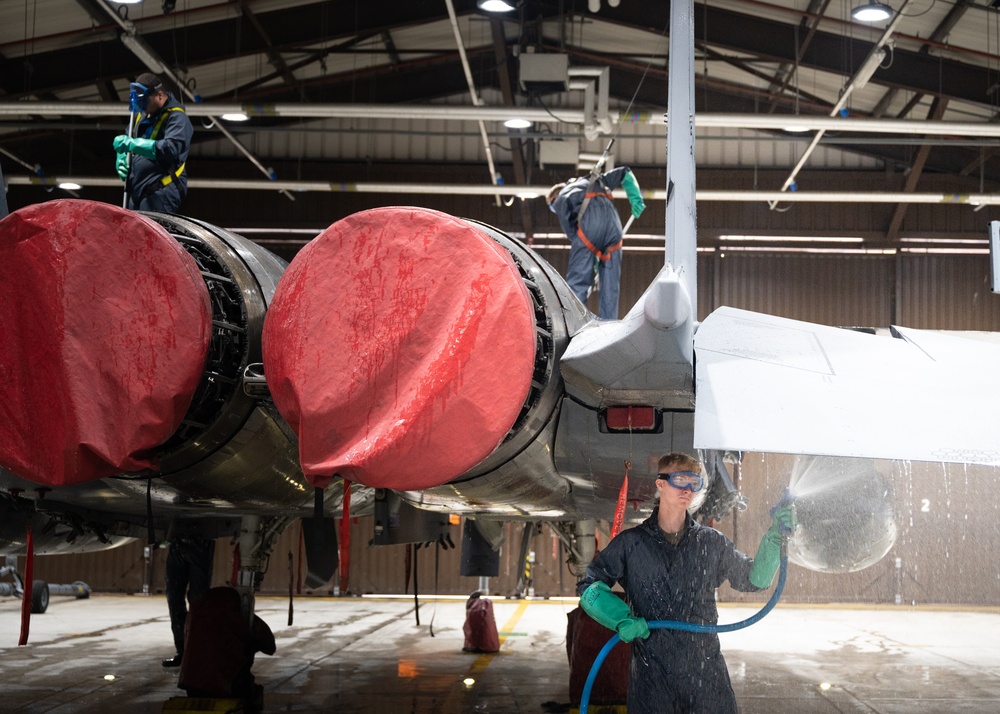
[{"x1": 578, "y1": 552, "x2": 789, "y2": 714}]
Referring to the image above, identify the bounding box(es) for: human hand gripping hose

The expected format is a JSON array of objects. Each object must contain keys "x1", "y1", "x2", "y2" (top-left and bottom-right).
[{"x1": 578, "y1": 492, "x2": 796, "y2": 714}]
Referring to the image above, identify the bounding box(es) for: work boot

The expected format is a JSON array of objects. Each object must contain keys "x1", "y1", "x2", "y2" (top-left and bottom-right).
[{"x1": 161, "y1": 653, "x2": 183, "y2": 668}]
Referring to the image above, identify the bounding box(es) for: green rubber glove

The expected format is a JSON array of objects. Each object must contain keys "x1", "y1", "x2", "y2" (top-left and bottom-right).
[
  {"x1": 116, "y1": 153, "x2": 129, "y2": 181},
  {"x1": 749, "y1": 502, "x2": 796, "y2": 588},
  {"x1": 616, "y1": 616, "x2": 651, "y2": 643},
  {"x1": 580, "y1": 581, "x2": 650, "y2": 643},
  {"x1": 113, "y1": 135, "x2": 157, "y2": 160},
  {"x1": 621, "y1": 170, "x2": 646, "y2": 219}
]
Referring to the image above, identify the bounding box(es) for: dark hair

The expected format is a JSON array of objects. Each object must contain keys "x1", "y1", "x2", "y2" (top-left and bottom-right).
[{"x1": 134, "y1": 72, "x2": 164, "y2": 93}]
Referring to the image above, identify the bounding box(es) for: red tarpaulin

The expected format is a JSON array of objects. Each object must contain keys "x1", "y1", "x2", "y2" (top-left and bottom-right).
[
  {"x1": 262, "y1": 207, "x2": 536, "y2": 491},
  {"x1": 0, "y1": 200, "x2": 212, "y2": 486}
]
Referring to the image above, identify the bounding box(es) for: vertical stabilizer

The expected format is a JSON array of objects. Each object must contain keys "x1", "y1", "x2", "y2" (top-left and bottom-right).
[
  {"x1": 665, "y1": 0, "x2": 697, "y2": 302},
  {"x1": 559, "y1": 0, "x2": 697, "y2": 408}
]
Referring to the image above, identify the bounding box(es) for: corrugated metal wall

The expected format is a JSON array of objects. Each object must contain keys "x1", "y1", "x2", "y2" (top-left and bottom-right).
[
  {"x1": 29, "y1": 454, "x2": 1000, "y2": 606},
  {"x1": 22, "y1": 250, "x2": 1000, "y2": 606}
]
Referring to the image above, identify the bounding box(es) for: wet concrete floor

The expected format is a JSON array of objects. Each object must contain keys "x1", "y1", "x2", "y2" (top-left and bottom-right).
[{"x1": 1, "y1": 594, "x2": 998, "y2": 713}]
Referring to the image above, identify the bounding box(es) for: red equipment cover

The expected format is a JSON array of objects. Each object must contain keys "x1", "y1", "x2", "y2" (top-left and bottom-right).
[
  {"x1": 0, "y1": 200, "x2": 211, "y2": 486},
  {"x1": 462, "y1": 593, "x2": 500, "y2": 653},
  {"x1": 566, "y1": 606, "x2": 630, "y2": 705},
  {"x1": 179, "y1": 586, "x2": 276, "y2": 697},
  {"x1": 262, "y1": 207, "x2": 536, "y2": 491}
]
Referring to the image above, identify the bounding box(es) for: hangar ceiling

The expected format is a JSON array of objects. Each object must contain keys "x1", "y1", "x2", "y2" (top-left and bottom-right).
[{"x1": 2, "y1": 0, "x2": 1000, "y2": 249}]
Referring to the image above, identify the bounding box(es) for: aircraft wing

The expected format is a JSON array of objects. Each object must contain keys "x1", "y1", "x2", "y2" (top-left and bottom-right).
[{"x1": 693, "y1": 306, "x2": 1000, "y2": 466}]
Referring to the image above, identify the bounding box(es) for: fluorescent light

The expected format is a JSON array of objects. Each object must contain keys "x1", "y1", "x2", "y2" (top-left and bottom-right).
[
  {"x1": 718, "y1": 235, "x2": 863, "y2": 243},
  {"x1": 221, "y1": 112, "x2": 250, "y2": 122},
  {"x1": 783, "y1": 126, "x2": 812, "y2": 133},
  {"x1": 852, "y1": 1, "x2": 892, "y2": 22},
  {"x1": 516, "y1": 191, "x2": 540, "y2": 199},
  {"x1": 900, "y1": 237, "x2": 987, "y2": 245},
  {"x1": 477, "y1": 0, "x2": 516, "y2": 11},
  {"x1": 504, "y1": 118, "x2": 532, "y2": 129},
  {"x1": 58, "y1": 182, "x2": 82, "y2": 190},
  {"x1": 900, "y1": 247, "x2": 989, "y2": 255},
  {"x1": 719, "y1": 246, "x2": 896, "y2": 254}
]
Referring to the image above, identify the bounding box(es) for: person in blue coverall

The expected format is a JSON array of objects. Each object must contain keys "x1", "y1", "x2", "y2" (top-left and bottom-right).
[
  {"x1": 546, "y1": 166, "x2": 645, "y2": 320},
  {"x1": 577, "y1": 452, "x2": 795, "y2": 714},
  {"x1": 113, "y1": 73, "x2": 192, "y2": 213}
]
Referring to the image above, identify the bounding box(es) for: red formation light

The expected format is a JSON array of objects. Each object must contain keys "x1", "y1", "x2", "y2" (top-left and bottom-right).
[
  {"x1": 0, "y1": 200, "x2": 212, "y2": 486},
  {"x1": 263, "y1": 207, "x2": 537, "y2": 491}
]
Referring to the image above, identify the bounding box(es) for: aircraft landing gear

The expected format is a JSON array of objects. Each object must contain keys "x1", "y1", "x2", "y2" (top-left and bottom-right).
[{"x1": 0, "y1": 555, "x2": 91, "y2": 614}]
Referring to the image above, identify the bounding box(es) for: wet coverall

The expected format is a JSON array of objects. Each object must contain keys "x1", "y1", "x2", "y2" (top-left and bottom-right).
[
  {"x1": 577, "y1": 509, "x2": 762, "y2": 714},
  {"x1": 551, "y1": 166, "x2": 634, "y2": 320},
  {"x1": 124, "y1": 94, "x2": 192, "y2": 213}
]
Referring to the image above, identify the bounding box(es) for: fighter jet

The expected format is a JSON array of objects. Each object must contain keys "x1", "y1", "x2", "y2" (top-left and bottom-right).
[{"x1": 2, "y1": 0, "x2": 998, "y2": 634}]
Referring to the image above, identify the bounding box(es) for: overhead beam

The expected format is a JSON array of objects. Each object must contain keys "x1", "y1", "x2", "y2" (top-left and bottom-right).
[
  {"x1": 234, "y1": 1, "x2": 303, "y2": 94},
  {"x1": 597, "y1": 3, "x2": 998, "y2": 110},
  {"x1": 2, "y1": 2, "x2": 995, "y2": 111},
  {"x1": 870, "y1": 0, "x2": 974, "y2": 119},
  {"x1": 885, "y1": 97, "x2": 950, "y2": 243},
  {"x1": 7, "y1": 174, "x2": 999, "y2": 206},
  {"x1": 6, "y1": 103, "x2": 1000, "y2": 139},
  {"x1": 489, "y1": 18, "x2": 534, "y2": 238}
]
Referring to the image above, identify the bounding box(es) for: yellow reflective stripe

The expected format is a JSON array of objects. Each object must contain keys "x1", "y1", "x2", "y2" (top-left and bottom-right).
[
  {"x1": 159, "y1": 161, "x2": 186, "y2": 187},
  {"x1": 150, "y1": 106, "x2": 184, "y2": 139}
]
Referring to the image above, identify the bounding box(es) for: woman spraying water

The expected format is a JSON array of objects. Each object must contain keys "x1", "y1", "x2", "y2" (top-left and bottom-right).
[{"x1": 577, "y1": 452, "x2": 795, "y2": 714}]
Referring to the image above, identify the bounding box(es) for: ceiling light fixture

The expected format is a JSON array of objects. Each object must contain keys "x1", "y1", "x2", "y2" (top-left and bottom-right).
[
  {"x1": 221, "y1": 112, "x2": 250, "y2": 122},
  {"x1": 58, "y1": 182, "x2": 82, "y2": 190},
  {"x1": 477, "y1": 0, "x2": 516, "y2": 11},
  {"x1": 504, "y1": 118, "x2": 532, "y2": 129},
  {"x1": 851, "y1": 0, "x2": 892, "y2": 22}
]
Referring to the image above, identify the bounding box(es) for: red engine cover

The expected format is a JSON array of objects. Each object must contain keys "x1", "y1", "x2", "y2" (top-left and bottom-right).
[
  {"x1": 0, "y1": 200, "x2": 211, "y2": 486},
  {"x1": 263, "y1": 207, "x2": 537, "y2": 491}
]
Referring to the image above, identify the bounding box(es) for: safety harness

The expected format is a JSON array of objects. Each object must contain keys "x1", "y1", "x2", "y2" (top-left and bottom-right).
[
  {"x1": 572, "y1": 139, "x2": 623, "y2": 262},
  {"x1": 132, "y1": 106, "x2": 187, "y2": 196},
  {"x1": 575, "y1": 188, "x2": 623, "y2": 262}
]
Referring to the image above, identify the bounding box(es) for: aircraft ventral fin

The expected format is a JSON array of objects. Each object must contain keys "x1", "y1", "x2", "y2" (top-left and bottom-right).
[{"x1": 693, "y1": 306, "x2": 1000, "y2": 466}]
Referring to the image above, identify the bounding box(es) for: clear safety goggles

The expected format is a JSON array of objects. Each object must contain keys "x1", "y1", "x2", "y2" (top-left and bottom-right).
[{"x1": 658, "y1": 470, "x2": 705, "y2": 493}]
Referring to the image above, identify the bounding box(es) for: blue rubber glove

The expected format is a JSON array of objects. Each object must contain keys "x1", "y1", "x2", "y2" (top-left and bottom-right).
[
  {"x1": 580, "y1": 581, "x2": 650, "y2": 643},
  {"x1": 116, "y1": 153, "x2": 129, "y2": 181},
  {"x1": 621, "y1": 170, "x2": 646, "y2": 219},
  {"x1": 749, "y1": 501, "x2": 796, "y2": 588},
  {"x1": 113, "y1": 135, "x2": 157, "y2": 159}
]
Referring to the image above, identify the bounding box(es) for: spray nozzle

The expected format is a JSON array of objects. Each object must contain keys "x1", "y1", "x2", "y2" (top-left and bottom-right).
[{"x1": 770, "y1": 488, "x2": 797, "y2": 536}]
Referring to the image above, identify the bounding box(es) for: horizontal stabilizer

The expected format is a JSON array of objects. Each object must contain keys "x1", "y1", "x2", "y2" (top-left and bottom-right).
[{"x1": 693, "y1": 307, "x2": 1000, "y2": 466}]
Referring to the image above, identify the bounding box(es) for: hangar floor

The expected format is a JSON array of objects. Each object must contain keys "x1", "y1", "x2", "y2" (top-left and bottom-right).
[{"x1": 1, "y1": 593, "x2": 998, "y2": 713}]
